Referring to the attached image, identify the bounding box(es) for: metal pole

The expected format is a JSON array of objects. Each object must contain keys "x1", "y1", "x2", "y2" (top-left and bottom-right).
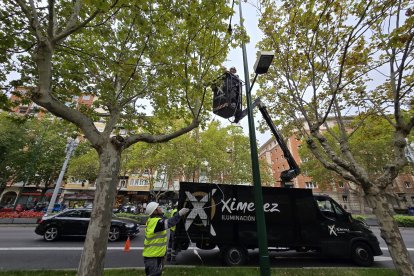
[
  {"x1": 238, "y1": 2, "x2": 270, "y2": 275},
  {"x1": 46, "y1": 138, "x2": 78, "y2": 215}
]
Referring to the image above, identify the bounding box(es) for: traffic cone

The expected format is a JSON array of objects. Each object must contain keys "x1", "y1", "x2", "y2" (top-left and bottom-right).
[{"x1": 124, "y1": 236, "x2": 131, "y2": 252}]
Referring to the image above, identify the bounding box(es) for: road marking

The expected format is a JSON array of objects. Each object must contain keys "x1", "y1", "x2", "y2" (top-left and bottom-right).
[
  {"x1": 0, "y1": 246, "x2": 201, "y2": 251},
  {"x1": 380, "y1": 247, "x2": 414, "y2": 251},
  {"x1": 375, "y1": 256, "x2": 393, "y2": 261},
  {"x1": 0, "y1": 247, "x2": 411, "y2": 254}
]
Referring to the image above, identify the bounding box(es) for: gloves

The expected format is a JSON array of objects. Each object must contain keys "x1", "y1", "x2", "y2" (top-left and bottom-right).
[{"x1": 178, "y1": 208, "x2": 190, "y2": 216}]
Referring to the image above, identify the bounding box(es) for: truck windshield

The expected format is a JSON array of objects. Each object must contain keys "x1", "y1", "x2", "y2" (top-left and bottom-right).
[{"x1": 316, "y1": 197, "x2": 345, "y2": 219}]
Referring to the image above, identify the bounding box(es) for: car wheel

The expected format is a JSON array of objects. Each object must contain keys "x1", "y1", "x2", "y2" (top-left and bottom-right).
[
  {"x1": 43, "y1": 226, "x2": 59, "y2": 241},
  {"x1": 351, "y1": 242, "x2": 373, "y2": 266},
  {"x1": 108, "y1": 226, "x2": 120, "y2": 242},
  {"x1": 221, "y1": 246, "x2": 247, "y2": 266}
]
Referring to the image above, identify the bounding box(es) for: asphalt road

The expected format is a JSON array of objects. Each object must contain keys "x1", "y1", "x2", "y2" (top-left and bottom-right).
[{"x1": 0, "y1": 225, "x2": 413, "y2": 271}]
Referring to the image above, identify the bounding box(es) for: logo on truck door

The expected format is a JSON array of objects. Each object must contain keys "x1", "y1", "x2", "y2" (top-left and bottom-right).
[
  {"x1": 184, "y1": 190, "x2": 218, "y2": 236},
  {"x1": 328, "y1": 224, "x2": 350, "y2": 236}
]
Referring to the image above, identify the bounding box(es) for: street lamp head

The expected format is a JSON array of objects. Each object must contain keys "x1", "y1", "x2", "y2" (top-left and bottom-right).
[{"x1": 253, "y1": 51, "x2": 274, "y2": 74}]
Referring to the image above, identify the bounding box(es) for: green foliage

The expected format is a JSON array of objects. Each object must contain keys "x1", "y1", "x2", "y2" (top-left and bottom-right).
[
  {"x1": 115, "y1": 213, "x2": 147, "y2": 225},
  {"x1": 394, "y1": 215, "x2": 414, "y2": 227},
  {"x1": 67, "y1": 148, "x2": 99, "y2": 182},
  {"x1": 352, "y1": 214, "x2": 367, "y2": 222},
  {"x1": 348, "y1": 115, "x2": 394, "y2": 174},
  {"x1": 352, "y1": 215, "x2": 414, "y2": 228},
  {"x1": 124, "y1": 121, "x2": 273, "y2": 186},
  {"x1": 0, "y1": 113, "x2": 76, "y2": 188},
  {"x1": 299, "y1": 115, "x2": 398, "y2": 186}
]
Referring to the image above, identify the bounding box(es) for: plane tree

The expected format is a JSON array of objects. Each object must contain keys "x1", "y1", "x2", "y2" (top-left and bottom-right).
[
  {"x1": 257, "y1": 0, "x2": 414, "y2": 274},
  {"x1": 0, "y1": 1, "x2": 239, "y2": 275}
]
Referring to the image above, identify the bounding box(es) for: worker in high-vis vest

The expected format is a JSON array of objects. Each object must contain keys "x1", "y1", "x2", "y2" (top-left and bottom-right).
[
  {"x1": 143, "y1": 202, "x2": 189, "y2": 276},
  {"x1": 166, "y1": 205, "x2": 178, "y2": 264}
]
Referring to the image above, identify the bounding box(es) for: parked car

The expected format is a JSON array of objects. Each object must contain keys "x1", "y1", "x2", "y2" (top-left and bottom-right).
[{"x1": 35, "y1": 208, "x2": 140, "y2": 242}]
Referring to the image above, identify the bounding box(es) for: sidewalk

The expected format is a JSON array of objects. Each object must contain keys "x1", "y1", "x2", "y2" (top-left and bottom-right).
[{"x1": 0, "y1": 218, "x2": 38, "y2": 224}]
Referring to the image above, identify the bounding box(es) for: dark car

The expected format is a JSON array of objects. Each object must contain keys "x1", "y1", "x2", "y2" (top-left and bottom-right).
[{"x1": 35, "y1": 208, "x2": 139, "y2": 242}]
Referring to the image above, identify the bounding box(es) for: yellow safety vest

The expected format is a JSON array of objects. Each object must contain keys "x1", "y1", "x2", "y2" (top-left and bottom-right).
[
  {"x1": 170, "y1": 209, "x2": 178, "y2": 232},
  {"x1": 143, "y1": 217, "x2": 167, "y2": 257}
]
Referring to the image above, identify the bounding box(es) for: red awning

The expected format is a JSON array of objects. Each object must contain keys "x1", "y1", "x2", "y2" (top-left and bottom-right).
[
  {"x1": 45, "y1": 193, "x2": 60, "y2": 197},
  {"x1": 21, "y1": 192, "x2": 41, "y2": 196}
]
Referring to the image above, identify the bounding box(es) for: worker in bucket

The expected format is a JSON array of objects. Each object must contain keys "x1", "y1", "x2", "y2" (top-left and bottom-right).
[{"x1": 143, "y1": 202, "x2": 189, "y2": 276}]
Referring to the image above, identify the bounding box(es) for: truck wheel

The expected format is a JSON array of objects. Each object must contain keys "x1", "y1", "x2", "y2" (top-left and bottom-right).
[
  {"x1": 351, "y1": 242, "x2": 373, "y2": 266},
  {"x1": 222, "y1": 246, "x2": 247, "y2": 266}
]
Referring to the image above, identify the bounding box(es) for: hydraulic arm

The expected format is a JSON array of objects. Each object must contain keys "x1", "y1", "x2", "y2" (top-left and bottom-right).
[{"x1": 235, "y1": 98, "x2": 300, "y2": 186}]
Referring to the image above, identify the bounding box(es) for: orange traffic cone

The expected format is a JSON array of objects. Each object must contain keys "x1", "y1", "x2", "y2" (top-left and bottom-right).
[{"x1": 124, "y1": 236, "x2": 131, "y2": 252}]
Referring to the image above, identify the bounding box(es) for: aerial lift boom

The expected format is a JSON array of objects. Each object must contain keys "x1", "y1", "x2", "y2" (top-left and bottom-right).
[{"x1": 234, "y1": 98, "x2": 300, "y2": 186}]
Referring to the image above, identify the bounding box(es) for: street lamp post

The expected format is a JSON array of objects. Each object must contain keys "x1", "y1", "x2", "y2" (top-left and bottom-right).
[
  {"x1": 46, "y1": 137, "x2": 79, "y2": 215},
  {"x1": 238, "y1": 2, "x2": 272, "y2": 275}
]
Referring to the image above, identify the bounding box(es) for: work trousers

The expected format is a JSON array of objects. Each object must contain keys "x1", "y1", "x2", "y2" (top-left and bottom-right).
[
  {"x1": 144, "y1": 256, "x2": 164, "y2": 276},
  {"x1": 166, "y1": 231, "x2": 177, "y2": 263}
]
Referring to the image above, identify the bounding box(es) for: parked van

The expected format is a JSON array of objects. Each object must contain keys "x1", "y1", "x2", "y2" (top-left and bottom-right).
[{"x1": 175, "y1": 182, "x2": 382, "y2": 266}]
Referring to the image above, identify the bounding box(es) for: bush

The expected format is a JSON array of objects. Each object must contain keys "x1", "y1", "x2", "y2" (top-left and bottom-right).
[
  {"x1": 352, "y1": 214, "x2": 367, "y2": 222},
  {"x1": 394, "y1": 215, "x2": 414, "y2": 227},
  {"x1": 116, "y1": 213, "x2": 148, "y2": 224},
  {"x1": 352, "y1": 214, "x2": 414, "y2": 227}
]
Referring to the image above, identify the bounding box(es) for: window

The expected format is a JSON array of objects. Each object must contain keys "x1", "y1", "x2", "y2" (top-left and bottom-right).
[
  {"x1": 342, "y1": 195, "x2": 348, "y2": 202},
  {"x1": 305, "y1": 182, "x2": 317, "y2": 189},
  {"x1": 59, "y1": 210, "x2": 82, "y2": 218},
  {"x1": 405, "y1": 182, "x2": 412, "y2": 188},
  {"x1": 19, "y1": 107, "x2": 28, "y2": 113},
  {"x1": 338, "y1": 182, "x2": 344, "y2": 188},
  {"x1": 82, "y1": 95, "x2": 90, "y2": 100}
]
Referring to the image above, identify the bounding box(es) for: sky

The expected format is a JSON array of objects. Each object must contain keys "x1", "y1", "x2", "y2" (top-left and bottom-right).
[{"x1": 220, "y1": 1, "x2": 272, "y2": 147}]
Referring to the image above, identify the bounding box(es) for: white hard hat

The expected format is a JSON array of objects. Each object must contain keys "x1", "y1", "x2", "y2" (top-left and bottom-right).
[{"x1": 145, "y1": 202, "x2": 159, "y2": 216}]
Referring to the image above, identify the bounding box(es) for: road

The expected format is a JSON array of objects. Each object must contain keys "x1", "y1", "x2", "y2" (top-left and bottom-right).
[{"x1": 0, "y1": 225, "x2": 413, "y2": 270}]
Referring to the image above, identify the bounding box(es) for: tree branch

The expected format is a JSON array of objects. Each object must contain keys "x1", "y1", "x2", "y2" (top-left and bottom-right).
[{"x1": 124, "y1": 118, "x2": 200, "y2": 148}]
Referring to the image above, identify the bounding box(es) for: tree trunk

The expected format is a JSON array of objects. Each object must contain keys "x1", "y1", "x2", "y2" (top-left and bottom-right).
[
  {"x1": 77, "y1": 143, "x2": 121, "y2": 276},
  {"x1": 366, "y1": 193, "x2": 414, "y2": 276}
]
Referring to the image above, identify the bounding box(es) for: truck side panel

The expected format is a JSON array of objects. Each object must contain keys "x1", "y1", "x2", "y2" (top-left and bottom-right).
[{"x1": 176, "y1": 182, "x2": 315, "y2": 249}]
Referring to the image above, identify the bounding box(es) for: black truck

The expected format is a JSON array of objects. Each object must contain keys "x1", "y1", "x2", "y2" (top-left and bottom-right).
[{"x1": 175, "y1": 182, "x2": 382, "y2": 266}]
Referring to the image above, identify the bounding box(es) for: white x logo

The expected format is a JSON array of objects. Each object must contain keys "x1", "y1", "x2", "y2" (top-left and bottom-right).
[
  {"x1": 184, "y1": 189, "x2": 217, "y2": 236},
  {"x1": 328, "y1": 225, "x2": 337, "y2": 236}
]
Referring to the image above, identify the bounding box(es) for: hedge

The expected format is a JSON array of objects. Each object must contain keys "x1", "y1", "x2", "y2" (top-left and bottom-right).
[
  {"x1": 116, "y1": 213, "x2": 148, "y2": 224},
  {"x1": 352, "y1": 214, "x2": 414, "y2": 227}
]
